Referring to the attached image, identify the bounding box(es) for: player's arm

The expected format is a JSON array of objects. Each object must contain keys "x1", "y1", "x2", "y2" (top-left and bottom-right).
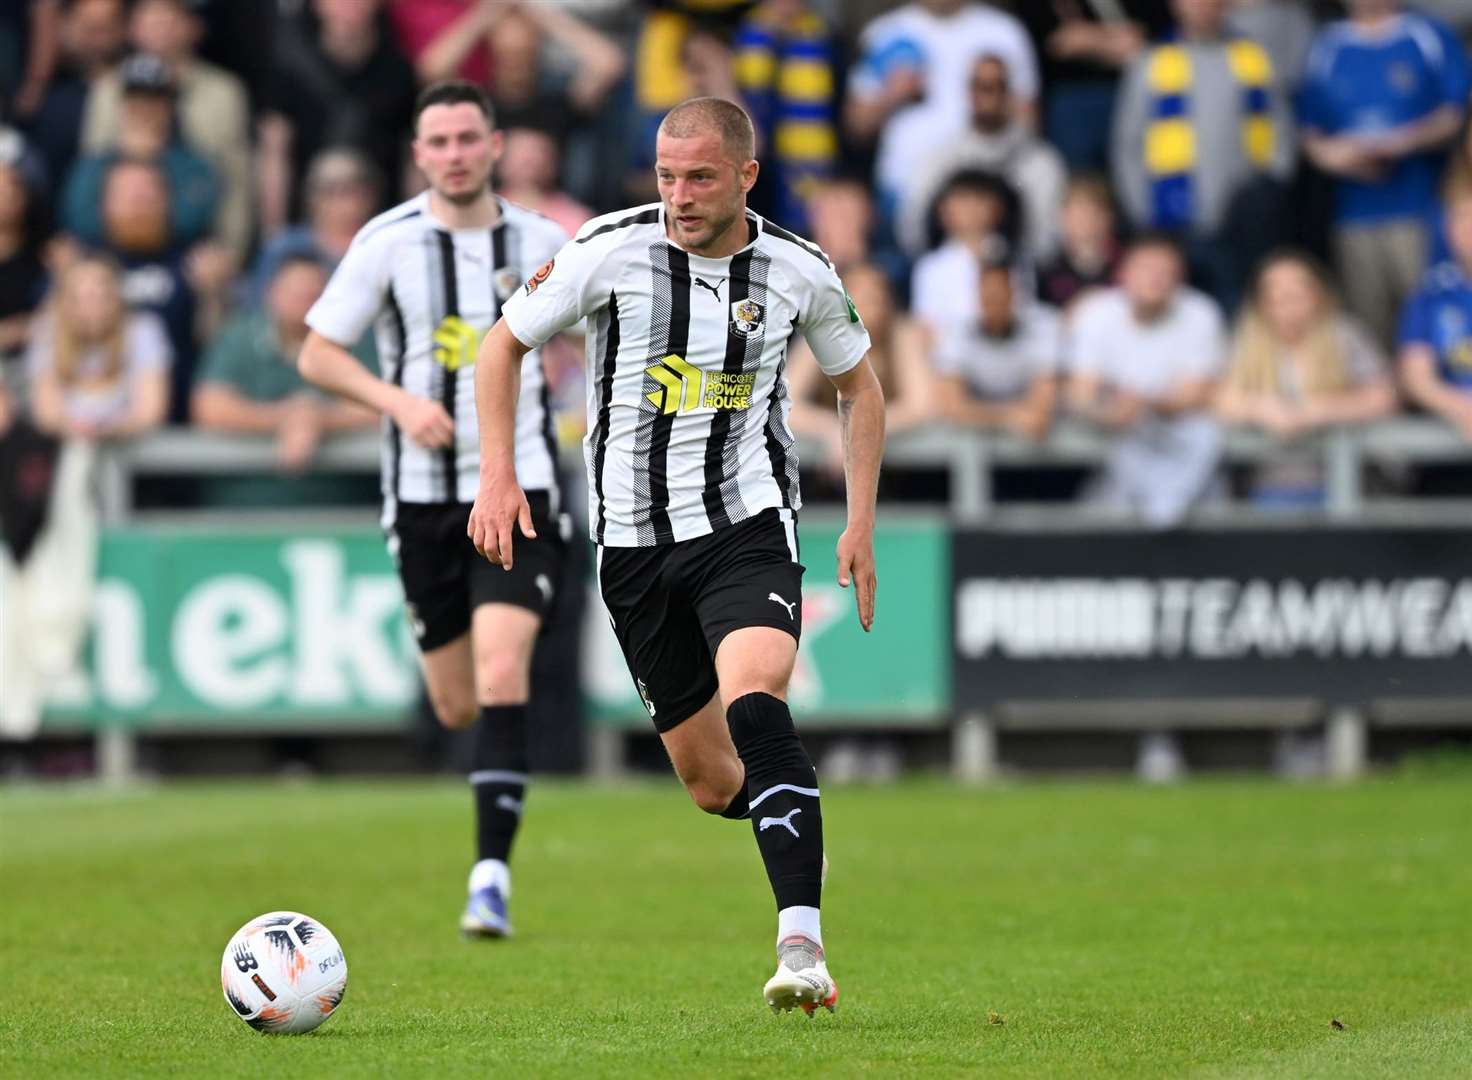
[
  {"x1": 468, "y1": 319, "x2": 537, "y2": 569},
  {"x1": 469, "y1": 227, "x2": 597, "y2": 568},
  {"x1": 297, "y1": 226, "x2": 454, "y2": 448},
  {"x1": 297, "y1": 331, "x2": 453, "y2": 448},
  {"x1": 828, "y1": 358, "x2": 884, "y2": 633}
]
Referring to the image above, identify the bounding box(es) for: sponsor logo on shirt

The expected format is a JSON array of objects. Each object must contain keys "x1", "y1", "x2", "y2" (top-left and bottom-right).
[
  {"x1": 645, "y1": 354, "x2": 756, "y2": 414},
  {"x1": 431, "y1": 315, "x2": 484, "y2": 371},
  {"x1": 524, "y1": 258, "x2": 555, "y2": 295}
]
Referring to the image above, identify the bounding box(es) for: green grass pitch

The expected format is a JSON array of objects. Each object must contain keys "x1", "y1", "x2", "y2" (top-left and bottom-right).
[{"x1": 3, "y1": 773, "x2": 1470, "y2": 1078}]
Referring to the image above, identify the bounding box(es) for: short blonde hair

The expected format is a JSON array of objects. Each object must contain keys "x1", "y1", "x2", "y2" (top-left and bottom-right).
[{"x1": 658, "y1": 97, "x2": 756, "y2": 165}]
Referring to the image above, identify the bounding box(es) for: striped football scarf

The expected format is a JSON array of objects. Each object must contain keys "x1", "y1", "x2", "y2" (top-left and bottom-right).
[{"x1": 1144, "y1": 37, "x2": 1275, "y2": 229}]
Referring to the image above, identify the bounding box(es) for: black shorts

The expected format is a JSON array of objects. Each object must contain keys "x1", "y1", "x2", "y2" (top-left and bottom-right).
[
  {"x1": 388, "y1": 491, "x2": 566, "y2": 652},
  {"x1": 597, "y1": 508, "x2": 805, "y2": 733}
]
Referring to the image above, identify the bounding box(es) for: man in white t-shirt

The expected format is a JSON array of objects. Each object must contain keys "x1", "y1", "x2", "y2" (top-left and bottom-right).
[
  {"x1": 845, "y1": 0, "x2": 1038, "y2": 215},
  {"x1": 1067, "y1": 233, "x2": 1225, "y2": 526},
  {"x1": 933, "y1": 260, "x2": 1060, "y2": 441}
]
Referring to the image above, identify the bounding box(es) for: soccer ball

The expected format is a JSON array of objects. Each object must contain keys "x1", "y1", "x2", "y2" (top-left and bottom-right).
[{"x1": 220, "y1": 911, "x2": 347, "y2": 1034}]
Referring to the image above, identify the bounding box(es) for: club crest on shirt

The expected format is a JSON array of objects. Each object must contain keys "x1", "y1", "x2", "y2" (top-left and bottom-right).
[
  {"x1": 494, "y1": 267, "x2": 521, "y2": 300},
  {"x1": 524, "y1": 258, "x2": 555, "y2": 295},
  {"x1": 729, "y1": 297, "x2": 765, "y2": 338}
]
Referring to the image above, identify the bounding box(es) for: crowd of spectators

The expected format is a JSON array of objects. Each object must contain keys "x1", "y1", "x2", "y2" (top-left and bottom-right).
[{"x1": 4, "y1": 0, "x2": 1472, "y2": 531}]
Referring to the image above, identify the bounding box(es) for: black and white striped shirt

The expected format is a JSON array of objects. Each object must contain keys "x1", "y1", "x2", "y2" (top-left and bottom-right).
[
  {"x1": 501, "y1": 203, "x2": 870, "y2": 547},
  {"x1": 306, "y1": 192, "x2": 568, "y2": 521}
]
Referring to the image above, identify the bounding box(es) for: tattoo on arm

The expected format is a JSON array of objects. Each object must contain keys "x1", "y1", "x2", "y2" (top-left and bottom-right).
[{"x1": 838, "y1": 395, "x2": 855, "y2": 454}]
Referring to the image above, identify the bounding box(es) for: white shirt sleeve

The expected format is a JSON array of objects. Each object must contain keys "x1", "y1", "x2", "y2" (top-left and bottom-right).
[
  {"x1": 500, "y1": 232, "x2": 603, "y2": 349},
  {"x1": 1066, "y1": 293, "x2": 1113, "y2": 378},
  {"x1": 125, "y1": 312, "x2": 173, "y2": 374},
  {"x1": 306, "y1": 227, "x2": 391, "y2": 348},
  {"x1": 801, "y1": 262, "x2": 873, "y2": 377},
  {"x1": 1180, "y1": 294, "x2": 1227, "y2": 380},
  {"x1": 994, "y1": 16, "x2": 1040, "y2": 102},
  {"x1": 1025, "y1": 306, "x2": 1063, "y2": 378}
]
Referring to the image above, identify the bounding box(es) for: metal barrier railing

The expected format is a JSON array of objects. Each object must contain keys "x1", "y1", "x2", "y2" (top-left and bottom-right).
[{"x1": 98, "y1": 417, "x2": 1472, "y2": 525}]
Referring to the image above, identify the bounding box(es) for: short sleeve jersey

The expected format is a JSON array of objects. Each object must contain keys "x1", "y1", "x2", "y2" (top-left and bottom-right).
[
  {"x1": 1399, "y1": 260, "x2": 1472, "y2": 391},
  {"x1": 307, "y1": 193, "x2": 569, "y2": 512},
  {"x1": 500, "y1": 203, "x2": 870, "y2": 547},
  {"x1": 1298, "y1": 14, "x2": 1472, "y2": 223}
]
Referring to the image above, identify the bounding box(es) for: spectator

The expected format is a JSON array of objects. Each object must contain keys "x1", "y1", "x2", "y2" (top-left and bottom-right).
[
  {"x1": 1112, "y1": 0, "x2": 1294, "y2": 314},
  {"x1": 487, "y1": 2, "x2": 625, "y2": 138},
  {"x1": 2, "y1": 0, "x2": 62, "y2": 120},
  {"x1": 788, "y1": 261, "x2": 933, "y2": 468},
  {"x1": 0, "y1": 143, "x2": 48, "y2": 370},
  {"x1": 69, "y1": 157, "x2": 231, "y2": 419},
  {"x1": 1218, "y1": 250, "x2": 1394, "y2": 505},
  {"x1": 629, "y1": 0, "x2": 753, "y2": 146},
  {"x1": 733, "y1": 0, "x2": 840, "y2": 233},
  {"x1": 627, "y1": 26, "x2": 741, "y2": 204},
  {"x1": 259, "y1": 0, "x2": 419, "y2": 233},
  {"x1": 1226, "y1": 0, "x2": 1317, "y2": 90},
  {"x1": 27, "y1": 252, "x2": 170, "y2": 441},
  {"x1": 1016, "y1": 0, "x2": 1170, "y2": 171},
  {"x1": 806, "y1": 176, "x2": 873, "y2": 271},
  {"x1": 5, "y1": 251, "x2": 155, "y2": 741},
  {"x1": 61, "y1": 53, "x2": 220, "y2": 252},
  {"x1": 251, "y1": 147, "x2": 382, "y2": 305},
  {"x1": 80, "y1": 0, "x2": 251, "y2": 262},
  {"x1": 910, "y1": 169, "x2": 1021, "y2": 343},
  {"x1": 900, "y1": 54, "x2": 1067, "y2": 261},
  {"x1": 932, "y1": 259, "x2": 1061, "y2": 442},
  {"x1": 1399, "y1": 170, "x2": 1472, "y2": 441},
  {"x1": 1036, "y1": 172, "x2": 1122, "y2": 315},
  {"x1": 495, "y1": 128, "x2": 593, "y2": 238},
  {"x1": 391, "y1": 0, "x2": 496, "y2": 86},
  {"x1": 1067, "y1": 233, "x2": 1224, "y2": 526},
  {"x1": 191, "y1": 256, "x2": 379, "y2": 506},
  {"x1": 1299, "y1": 0, "x2": 1470, "y2": 349},
  {"x1": 20, "y1": 0, "x2": 126, "y2": 186},
  {"x1": 845, "y1": 0, "x2": 1038, "y2": 221}
]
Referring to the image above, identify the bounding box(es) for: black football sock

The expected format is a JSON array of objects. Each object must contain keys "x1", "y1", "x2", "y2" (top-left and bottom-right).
[
  {"x1": 727, "y1": 692, "x2": 823, "y2": 910},
  {"x1": 720, "y1": 775, "x2": 750, "y2": 819},
  {"x1": 471, "y1": 704, "x2": 529, "y2": 865}
]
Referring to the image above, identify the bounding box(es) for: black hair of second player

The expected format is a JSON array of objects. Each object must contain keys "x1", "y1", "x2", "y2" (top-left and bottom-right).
[{"x1": 413, "y1": 80, "x2": 496, "y2": 133}]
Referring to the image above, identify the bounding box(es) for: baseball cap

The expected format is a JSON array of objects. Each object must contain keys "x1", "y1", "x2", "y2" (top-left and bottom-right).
[{"x1": 119, "y1": 53, "x2": 178, "y2": 97}]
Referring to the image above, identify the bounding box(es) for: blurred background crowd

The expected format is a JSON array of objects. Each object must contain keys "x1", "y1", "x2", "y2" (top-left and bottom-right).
[{"x1": 5, "y1": 0, "x2": 1472, "y2": 523}]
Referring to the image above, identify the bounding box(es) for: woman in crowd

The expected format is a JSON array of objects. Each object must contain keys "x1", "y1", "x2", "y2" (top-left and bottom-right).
[
  {"x1": 787, "y1": 260, "x2": 932, "y2": 470},
  {"x1": 27, "y1": 252, "x2": 171, "y2": 440},
  {"x1": 1216, "y1": 250, "x2": 1395, "y2": 505}
]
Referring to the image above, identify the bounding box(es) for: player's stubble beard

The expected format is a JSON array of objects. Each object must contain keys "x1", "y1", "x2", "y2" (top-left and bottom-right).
[
  {"x1": 678, "y1": 199, "x2": 742, "y2": 256},
  {"x1": 439, "y1": 179, "x2": 491, "y2": 207}
]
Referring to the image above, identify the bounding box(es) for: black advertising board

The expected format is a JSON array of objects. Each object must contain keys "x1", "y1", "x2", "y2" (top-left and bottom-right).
[{"x1": 953, "y1": 528, "x2": 1472, "y2": 706}]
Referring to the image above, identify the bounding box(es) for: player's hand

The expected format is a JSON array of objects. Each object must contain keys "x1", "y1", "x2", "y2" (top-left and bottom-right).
[
  {"x1": 468, "y1": 472, "x2": 537, "y2": 570},
  {"x1": 836, "y1": 524, "x2": 877, "y2": 633},
  {"x1": 391, "y1": 391, "x2": 456, "y2": 449}
]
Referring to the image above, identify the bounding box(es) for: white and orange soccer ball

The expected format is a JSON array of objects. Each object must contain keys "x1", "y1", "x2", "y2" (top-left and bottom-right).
[{"x1": 220, "y1": 911, "x2": 347, "y2": 1034}]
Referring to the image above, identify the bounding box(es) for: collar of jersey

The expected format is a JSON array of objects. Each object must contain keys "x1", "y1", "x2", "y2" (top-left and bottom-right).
[
  {"x1": 422, "y1": 192, "x2": 508, "y2": 235},
  {"x1": 658, "y1": 204, "x2": 763, "y2": 261}
]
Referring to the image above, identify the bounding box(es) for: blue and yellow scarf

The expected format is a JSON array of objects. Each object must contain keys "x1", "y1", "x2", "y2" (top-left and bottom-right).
[{"x1": 1145, "y1": 37, "x2": 1275, "y2": 229}]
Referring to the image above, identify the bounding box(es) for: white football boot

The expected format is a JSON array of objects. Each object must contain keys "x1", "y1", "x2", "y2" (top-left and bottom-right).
[{"x1": 763, "y1": 934, "x2": 838, "y2": 1015}]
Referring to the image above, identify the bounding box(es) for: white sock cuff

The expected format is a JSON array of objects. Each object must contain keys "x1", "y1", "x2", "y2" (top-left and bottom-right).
[
  {"x1": 469, "y1": 858, "x2": 510, "y2": 897},
  {"x1": 777, "y1": 905, "x2": 822, "y2": 951}
]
